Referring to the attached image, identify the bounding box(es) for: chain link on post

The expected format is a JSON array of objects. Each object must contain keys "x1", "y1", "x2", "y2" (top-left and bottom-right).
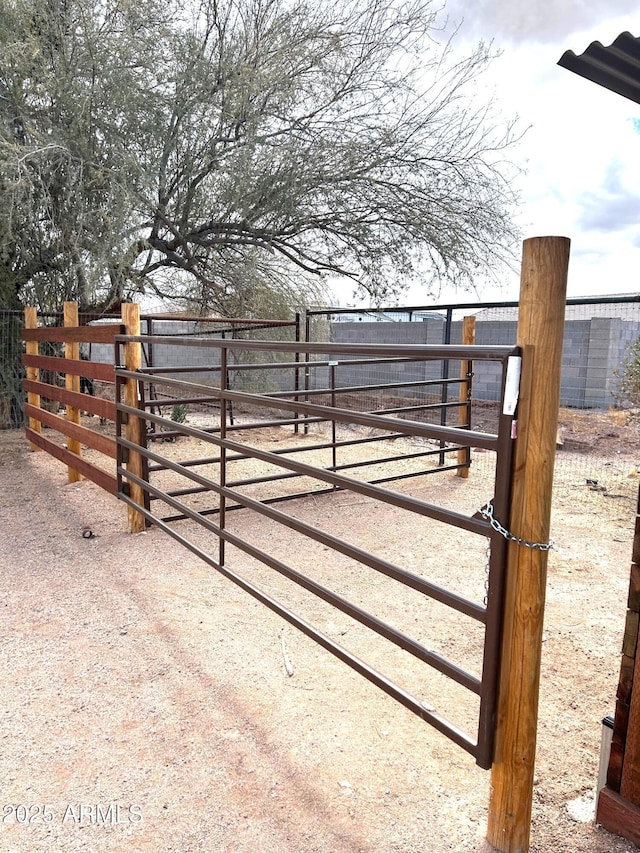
[{"x1": 479, "y1": 501, "x2": 554, "y2": 552}]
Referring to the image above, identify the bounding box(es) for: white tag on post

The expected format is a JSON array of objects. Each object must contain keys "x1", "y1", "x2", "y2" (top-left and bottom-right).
[{"x1": 503, "y1": 356, "x2": 522, "y2": 416}]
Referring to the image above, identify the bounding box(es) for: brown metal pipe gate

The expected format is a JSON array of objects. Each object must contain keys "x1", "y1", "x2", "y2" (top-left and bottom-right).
[{"x1": 115, "y1": 335, "x2": 522, "y2": 769}]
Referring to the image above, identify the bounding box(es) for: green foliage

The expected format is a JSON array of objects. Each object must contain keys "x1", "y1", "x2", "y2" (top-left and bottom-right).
[
  {"x1": 170, "y1": 403, "x2": 189, "y2": 424},
  {"x1": 0, "y1": 0, "x2": 523, "y2": 314},
  {"x1": 614, "y1": 336, "x2": 640, "y2": 407}
]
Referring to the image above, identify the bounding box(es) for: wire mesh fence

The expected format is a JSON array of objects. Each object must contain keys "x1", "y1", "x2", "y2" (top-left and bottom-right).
[
  {"x1": 306, "y1": 297, "x2": 640, "y2": 410},
  {"x1": 1, "y1": 309, "x2": 301, "y2": 432},
  {"x1": 306, "y1": 297, "x2": 640, "y2": 502},
  {"x1": 0, "y1": 311, "x2": 25, "y2": 429},
  {"x1": 4, "y1": 299, "x2": 640, "y2": 503},
  {"x1": 129, "y1": 315, "x2": 301, "y2": 435}
]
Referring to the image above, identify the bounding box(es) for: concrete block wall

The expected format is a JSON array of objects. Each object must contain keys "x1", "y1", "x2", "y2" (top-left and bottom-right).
[
  {"x1": 561, "y1": 319, "x2": 591, "y2": 408},
  {"x1": 328, "y1": 317, "x2": 640, "y2": 409},
  {"x1": 608, "y1": 318, "x2": 640, "y2": 405},
  {"x1": 90, "y1": 319, "x2": 222, "y2": 382},
  {"x1": 144, "y1": 320, "x2": 222, "y2": 382},
  {"x1": 585, "y1": 318, "x2": 616, "y2": 409},
  {"x1": 329, "y1": 319, "x2": 511, "y2": 404},
  {"x1": 329, "y1": 322, "x2": 435, "y2": 391},
  {"x1": 471, "y1": 321, "x2": 517, "y2": 403},
  {"x1": 88, "y1": 313, "x2": 640, "y2": 411}
]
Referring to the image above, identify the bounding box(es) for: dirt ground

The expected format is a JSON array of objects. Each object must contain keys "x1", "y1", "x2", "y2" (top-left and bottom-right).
[{"x1": 1, "y1": 415, "x2": 640, "y2": 853}]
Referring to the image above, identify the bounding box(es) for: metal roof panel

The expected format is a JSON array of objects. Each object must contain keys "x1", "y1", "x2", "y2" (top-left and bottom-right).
[{"x1": 558, "y1": 31, "x2": 640, "y2": 105}]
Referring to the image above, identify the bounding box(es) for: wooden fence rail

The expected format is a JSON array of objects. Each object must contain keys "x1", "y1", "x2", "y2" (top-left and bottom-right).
[{"x1": 21, "y1": 301, "x2": 128, "y2": 495}]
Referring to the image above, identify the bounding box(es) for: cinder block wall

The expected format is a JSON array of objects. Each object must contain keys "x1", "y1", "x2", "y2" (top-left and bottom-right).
[
  {"x1": 89, "y1": 314, "x2": 640, "y2": 410},
  {"x1": 329, "y1": 317, "x2": 640, "y2": 409}
]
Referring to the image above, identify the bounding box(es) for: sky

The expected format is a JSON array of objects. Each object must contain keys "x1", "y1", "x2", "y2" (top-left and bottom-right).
[{"x1": 333, "y1": 0, "x2": 640, "y2": 307}]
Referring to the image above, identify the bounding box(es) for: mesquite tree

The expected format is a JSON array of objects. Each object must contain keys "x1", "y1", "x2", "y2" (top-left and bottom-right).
[{"x1": 0, "y1": 0, "x2": 522, "y2": 314}]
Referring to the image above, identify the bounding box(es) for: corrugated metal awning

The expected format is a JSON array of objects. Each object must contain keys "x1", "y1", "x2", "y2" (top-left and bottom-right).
[{"x1": 558, "y1": 31, "x2": 640, "y2": 105}]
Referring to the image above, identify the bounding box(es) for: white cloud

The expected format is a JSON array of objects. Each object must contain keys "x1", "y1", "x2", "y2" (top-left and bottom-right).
[
  {"x1": 577, "y1": 159, "x2": 640, "y2": 232},
  {"x1": 441, "y1": 0, "x2": 640, "y2": 45},
  {"x1": 329, "y1": 4, "x2": 640, "y2": 308},
  {"x1": 434, "y1": 5, "x2": 640, "y2": 302}
]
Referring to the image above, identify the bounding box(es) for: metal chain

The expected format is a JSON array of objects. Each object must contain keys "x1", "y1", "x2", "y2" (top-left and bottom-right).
[{"x1": 479, "y1": 501, "x2": 554, "y2": 552}]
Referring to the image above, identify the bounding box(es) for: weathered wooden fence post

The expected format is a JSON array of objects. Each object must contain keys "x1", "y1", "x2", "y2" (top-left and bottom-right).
[
  {"x1": 64, "y1": 301, "x2": 82, "y2": 483},
  {"x1": 457, "y1": 314, "x2": 476, "y2": 477},
  {"x1": 24, "y1": 306, "x2": 41, "y2": 450},
  {"x1": 596, "y1": 485, "x2": 640, "y2": 843},
  {"x1": 121, "y1": 303, "x2": 146, "y2": 534},
  {"x1": 486, "y1": 236, "x2": 570, "y2": 852}
]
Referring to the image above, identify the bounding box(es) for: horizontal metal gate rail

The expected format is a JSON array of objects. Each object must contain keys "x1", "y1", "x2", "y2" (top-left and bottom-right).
[{"x1": 115, "y1": 336, "x2": 521, "y2": 768}]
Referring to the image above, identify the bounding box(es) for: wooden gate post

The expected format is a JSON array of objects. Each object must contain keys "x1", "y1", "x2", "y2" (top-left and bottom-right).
[
  {"x1": 121, "y1": 303, "x2": 146, "y2": 534},
  {"x1": 64, "y1": 301, "x2": 82, "y2": 483},
  {"x1": 457, "y1": 314, "x2": 476, "y2": 477},
  {"x1": 487, "y1": 236, "x2": 570, "y2": 852},
  {"x1": 24, "y1": 306, "x2": 41, "y2": 450}
]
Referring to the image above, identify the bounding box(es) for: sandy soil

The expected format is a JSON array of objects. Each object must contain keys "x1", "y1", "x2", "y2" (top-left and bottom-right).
[{"x1": 1, "y1": 423, "x2": 639, "y2": 853}]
